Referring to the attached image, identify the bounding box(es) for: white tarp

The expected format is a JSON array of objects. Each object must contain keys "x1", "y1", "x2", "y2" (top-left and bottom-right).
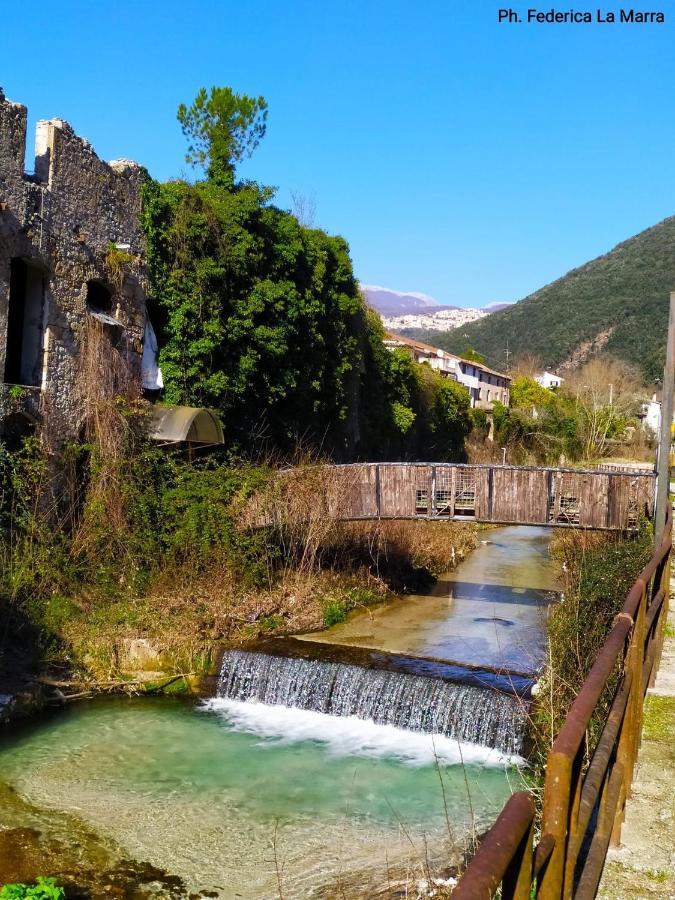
[{"x1": 142, "y1": 318, "x2": 164, "y2": 391}]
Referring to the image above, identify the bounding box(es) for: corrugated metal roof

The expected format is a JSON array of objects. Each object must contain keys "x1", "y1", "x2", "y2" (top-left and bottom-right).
[{"x1": 149, "y1": 406, "x2": 224, "y2": 445}]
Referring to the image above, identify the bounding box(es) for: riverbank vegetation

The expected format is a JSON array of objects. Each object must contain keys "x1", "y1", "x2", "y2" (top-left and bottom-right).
[
  {"x1": 0, "y1": 412, "x2": 478, "y2": 689},
  {"x1": 530, "y1": 520, "x2": 654, "y2": 770},
  {"x1": 468, "y1": 356, "x2": 653, "y2": 465}
]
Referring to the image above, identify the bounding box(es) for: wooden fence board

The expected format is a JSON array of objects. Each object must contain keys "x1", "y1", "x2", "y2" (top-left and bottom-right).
[{"x1": 258, "y1": 464, "x2": 656, "y2": 531}]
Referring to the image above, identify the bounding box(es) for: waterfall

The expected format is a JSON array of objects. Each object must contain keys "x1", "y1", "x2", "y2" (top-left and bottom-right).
[{"x1": 217, "y1": 649, "x2": 529, "y2": 756}]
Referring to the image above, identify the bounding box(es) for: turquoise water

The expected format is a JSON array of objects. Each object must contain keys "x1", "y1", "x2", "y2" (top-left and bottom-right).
[{"x1": 0, "y1": 697, "x2": 519, "y2": 897}]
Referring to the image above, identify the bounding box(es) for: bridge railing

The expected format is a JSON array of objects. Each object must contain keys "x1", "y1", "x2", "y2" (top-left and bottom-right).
[
  {"x1": 247, "y1": 463, "x2": 655, "y2": 532},
  {"x1": 452, "y1": 507, "x2": 672, "y2": 900}
]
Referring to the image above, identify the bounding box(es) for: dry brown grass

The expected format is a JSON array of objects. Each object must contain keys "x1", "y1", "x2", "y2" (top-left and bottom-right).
[
  {"x1": 60, "y1": 515, "x2": 479, "y2": 679},
  {"x1": 72, "y1": 317, "x2": 148, "y2": 554}
]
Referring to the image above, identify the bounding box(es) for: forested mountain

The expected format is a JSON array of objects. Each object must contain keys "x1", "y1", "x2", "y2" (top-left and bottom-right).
[{"x1": 411, "y1": 217, "x2": 675, "y2": 383}]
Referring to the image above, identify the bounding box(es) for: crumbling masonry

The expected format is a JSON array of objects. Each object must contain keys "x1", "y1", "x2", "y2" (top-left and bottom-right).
[{"x1": 0, "y1": 88, "x2": 150, "y2": 446}]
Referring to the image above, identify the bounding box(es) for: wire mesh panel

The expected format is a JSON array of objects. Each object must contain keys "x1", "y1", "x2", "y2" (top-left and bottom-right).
[
  {"x1": 454, "y1": 468, "x2": 476, "y2": 517},
  {"x1": 550, "y1": 473, "x2": 581, "y2": 525},
  {"x1": 434, "y1": 466, "x2": 453, "y2": 516},
  {"x1": 415, "y1": 466, "x2": 431, "y2": 515}
]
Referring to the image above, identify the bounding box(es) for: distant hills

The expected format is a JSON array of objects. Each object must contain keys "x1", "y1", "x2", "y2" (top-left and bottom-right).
[
  {"x1": 361, "y1": 285, "x2": 448, "y2": 316},
  {"x1": 407, "y1": 217, "x2": 675, "y2": 384},
  {"x1": 361, "y1": 284, "x2": 510, "y2": 324}
]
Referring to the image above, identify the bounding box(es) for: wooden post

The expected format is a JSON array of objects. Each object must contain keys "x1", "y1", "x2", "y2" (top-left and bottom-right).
[{"x1": 655, "y1": 292, "x2": 675, "y2": 542}]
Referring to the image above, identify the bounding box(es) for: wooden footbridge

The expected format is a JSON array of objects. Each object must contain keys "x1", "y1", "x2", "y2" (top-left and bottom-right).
[{"x1": 261, "y1": 462, "x2": 655, "y2": 531}]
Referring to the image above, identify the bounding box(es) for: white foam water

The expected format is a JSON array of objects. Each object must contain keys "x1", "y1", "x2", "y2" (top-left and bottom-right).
[
  {"x1": 201, "y1": 697, "x2": 525, "y2": 768},
  {"x1": 215, "y1": 648, "x2": 529, "y2": 756}
]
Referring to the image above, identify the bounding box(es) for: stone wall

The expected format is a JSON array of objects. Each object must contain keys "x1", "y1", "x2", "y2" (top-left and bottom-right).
[{"x1": 0, "y1": 87, "x2": 149, "y2": 444}]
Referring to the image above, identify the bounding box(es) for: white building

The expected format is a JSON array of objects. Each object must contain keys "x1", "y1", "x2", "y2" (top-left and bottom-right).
[
  {"x1": 639, "y1": 394, "x2": 662, "y2": 434},
  {"x1": 383, "y1": 333, "x2": 510, "y2": 410},
  {"x1": 535, "y1": 371, "x2": 564, "y2": 390}
]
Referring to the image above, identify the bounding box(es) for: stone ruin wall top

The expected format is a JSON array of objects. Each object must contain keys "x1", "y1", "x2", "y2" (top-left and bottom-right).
[
  {"x1": 0, "y1": 87, "x2": 150, "y2": 439},
  {"x1": 0, "y1": 86, "x2": 147, "y2": 263}
]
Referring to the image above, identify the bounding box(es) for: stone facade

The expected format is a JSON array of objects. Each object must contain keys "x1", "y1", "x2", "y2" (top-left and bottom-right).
[{"x1": 0, "y1": 88, "x2": 149, "y2": 444}]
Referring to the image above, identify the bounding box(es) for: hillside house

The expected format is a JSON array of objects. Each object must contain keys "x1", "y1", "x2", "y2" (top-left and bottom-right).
[
  {"x1": 383, "y1": 333, "x2": 510, "y2": 410},
  {"x1": 638, "y1": 395, "x2": 662, "y2": 434},
  {"x1": 535, "y1": 370, "x2": 564, "y2": 390}
]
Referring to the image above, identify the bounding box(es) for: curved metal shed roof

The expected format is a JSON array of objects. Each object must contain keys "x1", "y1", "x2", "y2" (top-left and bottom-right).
[{"x1": 149, "y1": 406, "x2": 224, "y2": 445}]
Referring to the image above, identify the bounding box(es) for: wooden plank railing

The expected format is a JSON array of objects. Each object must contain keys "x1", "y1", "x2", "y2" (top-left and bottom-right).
[
  {"x1": 452, "y1": 507, "x2": 672, "y2": 899},
  {"x1": 249, "y1": 463, "x2": 656, "y2": 532}
]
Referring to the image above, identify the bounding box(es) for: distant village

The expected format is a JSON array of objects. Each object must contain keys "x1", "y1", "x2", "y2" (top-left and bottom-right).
[{"x1": 381, "y1": 306, "x2": 487, "y2": 333}]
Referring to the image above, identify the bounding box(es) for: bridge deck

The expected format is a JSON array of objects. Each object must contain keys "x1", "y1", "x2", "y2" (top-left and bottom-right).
[{"x1": 297, "y1": 463, "x2": 655, "y2": 531}]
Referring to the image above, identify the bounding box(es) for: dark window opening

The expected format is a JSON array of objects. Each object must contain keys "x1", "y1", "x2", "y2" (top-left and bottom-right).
[
  {"x1": 4, "y1": 258, "x2": 45, "y2": 387},
  {"x1": 86, "y1": 280, "x2": 112, "y2": 313}
]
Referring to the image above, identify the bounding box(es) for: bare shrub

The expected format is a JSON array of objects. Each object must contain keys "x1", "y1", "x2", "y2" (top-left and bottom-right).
[{"x1": 72, "y1": 317, "x2": 148, "y2": 556}]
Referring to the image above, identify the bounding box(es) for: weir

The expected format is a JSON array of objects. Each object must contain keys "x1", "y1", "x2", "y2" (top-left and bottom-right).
[
  {"x1": 216, "y1": 648, "x2": 530, "y2": 757},
  {"x1": 217, "y1": 525, "x2": 559, "y2": 761}
]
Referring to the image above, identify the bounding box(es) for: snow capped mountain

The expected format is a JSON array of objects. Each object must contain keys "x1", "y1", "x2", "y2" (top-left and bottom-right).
[
  {"x1": 360, "y1": 283, "x2": 512, "y2": 332},
  {"x1": 360, "y1": 284, "x2": 445, "y2": 316}
]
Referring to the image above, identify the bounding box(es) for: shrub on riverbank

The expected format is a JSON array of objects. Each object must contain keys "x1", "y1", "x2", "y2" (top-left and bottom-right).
[
  {"x1": 530, "y1": 520, "x2": 653, "y2": 769},
  {"x1": 0, "y1": 879, "x2": 64, "y2": 900},
  {"x1": 0, "y1": 431, "x2": 477, "y2": 683}
]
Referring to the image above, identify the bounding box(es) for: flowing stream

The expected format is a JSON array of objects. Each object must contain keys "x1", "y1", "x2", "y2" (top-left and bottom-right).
[
  {"x1": 0, "y1": 525, "x2": 556, "y2": 897},
  {"x1": 299, "y1": 524, "x2": 559, "y2": 673}
]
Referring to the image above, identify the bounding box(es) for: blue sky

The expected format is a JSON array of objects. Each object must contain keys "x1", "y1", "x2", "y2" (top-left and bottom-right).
[{"x1": 2, "y1": 1, "x2": 674, "y2": 306}]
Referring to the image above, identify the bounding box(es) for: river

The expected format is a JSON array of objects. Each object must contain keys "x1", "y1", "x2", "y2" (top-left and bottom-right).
[{"x1": 0, "y1": 525, "x2": 558, "y2": 898}]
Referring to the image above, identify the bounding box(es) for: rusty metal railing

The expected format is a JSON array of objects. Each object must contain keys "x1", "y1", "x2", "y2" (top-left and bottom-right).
[{"x1": 453, "y1": 508, "x2": 672, "y2": 899}]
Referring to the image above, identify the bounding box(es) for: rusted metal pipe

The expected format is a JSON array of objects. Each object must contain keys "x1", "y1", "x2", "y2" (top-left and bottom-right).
[{"x1": 452, "y1": 792, "x2": 535, "y2": 899}]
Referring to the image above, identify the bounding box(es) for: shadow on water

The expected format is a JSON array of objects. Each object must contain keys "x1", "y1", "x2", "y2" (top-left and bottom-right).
[{"x1": 298, "y1": 525, "x2": 561, "y2": 675}]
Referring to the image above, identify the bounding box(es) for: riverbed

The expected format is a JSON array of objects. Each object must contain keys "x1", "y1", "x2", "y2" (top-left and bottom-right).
[
  {"x1": 299, "y1": 525, "x2": 559, "y2": 673},
  {"x1": 0, "y1": 697, "x2": 515, "y2": 897}
]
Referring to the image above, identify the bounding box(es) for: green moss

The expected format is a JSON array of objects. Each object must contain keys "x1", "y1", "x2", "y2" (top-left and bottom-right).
[
  {"x1": 321, "y1": 585, "x2": 381, "y2": 627},
  {"x1": 642, "y1": 694, "x2": 675, "y2": 744},
  {"x1": 142, "y1": 676, "x2": 189, "y2": 695},
  {"x1": 322, "y1": 597, "x2": 348, "y2": 627}
]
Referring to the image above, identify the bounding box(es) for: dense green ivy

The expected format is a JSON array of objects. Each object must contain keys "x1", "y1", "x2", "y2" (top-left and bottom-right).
[{"x1": 140, "y1": 91, "x2": 471, "y2": 461}]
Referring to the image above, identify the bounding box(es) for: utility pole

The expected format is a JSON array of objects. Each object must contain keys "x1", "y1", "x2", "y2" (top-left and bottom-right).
[{"x1": 655, "y1": 291, "x2": 675, "y2": 541}]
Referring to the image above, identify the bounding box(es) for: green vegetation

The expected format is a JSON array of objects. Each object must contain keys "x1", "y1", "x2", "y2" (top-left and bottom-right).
[
  {"x1": 0, "y1": 878, "x2": 64, "y2": 900},
  {"x1": 490, "y1": 360, "x2": 646, "y2": 463},
  {"x1": 460, "y1": 346, "x2": 486, "y2": 364},
  {"x1": 321, "y1": 585, "x2": 383, "y2": 626},
  {"x1": 0, "y1": 408, "x2": 476, "y2": 680},
  {"x1": 641, "y1": 694, "x2": 675, "y2": 744},
  {"x1": 532, "y1": 522, "x2": 653, "y2": 767},
  {"x1": 142, "y1": 85, "x2": 471, "y2": 461},
  {"x1": 409, "y1": 216, "x2": 675, "y2": 383}
]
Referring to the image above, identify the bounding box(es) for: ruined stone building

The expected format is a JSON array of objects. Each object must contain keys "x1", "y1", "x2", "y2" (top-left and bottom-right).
[{"x1": 0, "y1": 88, "x2": 156, "y2": 448}]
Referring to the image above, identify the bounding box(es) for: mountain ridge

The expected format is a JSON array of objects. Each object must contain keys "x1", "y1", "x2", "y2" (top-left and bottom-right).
[{"x1": 409, "y1": 216, "x2": 675, "y2": 383}]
